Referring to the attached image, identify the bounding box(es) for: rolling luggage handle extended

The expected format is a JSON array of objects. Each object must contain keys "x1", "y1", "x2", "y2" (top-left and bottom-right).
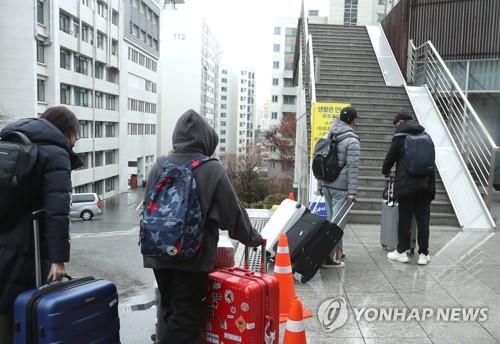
[
  {"x1": 331, "y1": 199, "x2": 356, "y2": 226},
  {"x1": 32, "y1": 210, "x2": 72, "y2": 288},
  {"x1": 310, "y1": 195, "x2": 324, "y2": 215},
  {"x1": 244, "y1": 240, "x2": 267, "y2": 274}
]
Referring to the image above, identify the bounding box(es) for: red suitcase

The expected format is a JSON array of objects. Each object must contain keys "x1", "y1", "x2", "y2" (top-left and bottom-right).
[{"x1": 204, "y1": 243, "x2": 279, "y2": 344}]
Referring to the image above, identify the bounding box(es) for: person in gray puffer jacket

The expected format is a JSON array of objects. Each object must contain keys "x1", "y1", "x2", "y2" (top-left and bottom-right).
[{"x1": 317, "y1": 107, "x2": 360, "y2": 268}]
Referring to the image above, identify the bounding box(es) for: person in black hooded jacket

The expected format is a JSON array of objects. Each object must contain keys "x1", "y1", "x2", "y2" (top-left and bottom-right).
[
  {"x1": 143, "y1": 109, "x2": 263, "y2": 344},
  {"x1": 382, "y1": 113, "x2": 435, "y2": 266},
  {"x1": 0, "y1": 107, "x2": 82, "y2": 344}
]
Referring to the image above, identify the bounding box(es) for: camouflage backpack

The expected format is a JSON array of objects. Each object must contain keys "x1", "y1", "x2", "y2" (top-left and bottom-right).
[{"x1": 140, "y1": 156, "x2": 213, "y2": 260}]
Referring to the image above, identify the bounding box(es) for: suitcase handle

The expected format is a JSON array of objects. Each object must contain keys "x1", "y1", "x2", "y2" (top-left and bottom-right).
[
  {"x1": 310, "y1": 195, "x2": 323, "y2": 214},
  {"x1": 331, "y1": 200, "x2": 355, "y2": 225},
  {"x1": 32, "y1": 209, "x2": 44, "y2": 288},
  {"x1": 244, "y1": 240, "x2": 267, "y2": 274}
]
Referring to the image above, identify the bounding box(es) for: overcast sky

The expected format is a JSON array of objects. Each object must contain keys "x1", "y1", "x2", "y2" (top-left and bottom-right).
[{"x1": 181, "y1": 0, "x2": 330, "y2": 111}]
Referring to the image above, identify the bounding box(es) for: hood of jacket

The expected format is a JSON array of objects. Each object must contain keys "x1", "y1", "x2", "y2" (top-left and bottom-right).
[
  {"x1": 1, "y1": 118, "x2": 83, "y2": 170},
  {"x1": 396, "y1": 120, "x2": 425, "y2": 135},
  {"x1": 171, "y1": 109, "x2": 218, "y2": 157},
  {"x1": 329, "y1": 118, "x2": 358, "y2": 139}
]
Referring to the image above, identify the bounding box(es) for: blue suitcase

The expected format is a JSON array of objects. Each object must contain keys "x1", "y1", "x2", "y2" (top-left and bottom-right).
[{"x1": 13, "y1": 211, "x2": 120, "y2": 343}]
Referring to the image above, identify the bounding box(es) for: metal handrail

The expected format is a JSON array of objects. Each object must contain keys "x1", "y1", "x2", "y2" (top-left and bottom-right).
[
  {"x1": 409, "y1": 40, "x2": 499, "y2": 207},
  {"x1": 303, "y1": 17, "x2": 316, "y2": 104}
]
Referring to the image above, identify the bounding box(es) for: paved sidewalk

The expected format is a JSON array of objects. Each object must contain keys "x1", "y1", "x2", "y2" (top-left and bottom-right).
[{"x1": 288, "y1": 224, "x2": 500, "y2": 343}]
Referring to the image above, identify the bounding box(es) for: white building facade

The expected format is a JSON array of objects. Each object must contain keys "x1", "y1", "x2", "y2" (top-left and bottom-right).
[
  {"x1": 268, "y1": 18, "x2": 298, "y2": 131},
  {"x1": 159, "y1": 7, "x2": 220, "y2": 155},
  {"x1": 216, "y1": 65, "x2": 255, "y2": 158},
  {"x1": 328, "y1": 0, "x2": 387, "y2": 25},
  {"x1": 0, "y1": 0, "x2": 160, "y2": 198}
]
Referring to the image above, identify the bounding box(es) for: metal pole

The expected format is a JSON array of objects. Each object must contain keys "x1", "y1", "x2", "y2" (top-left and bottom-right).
[{"x1": 486, "y1": 148, "x2": 497, "y2": 209}]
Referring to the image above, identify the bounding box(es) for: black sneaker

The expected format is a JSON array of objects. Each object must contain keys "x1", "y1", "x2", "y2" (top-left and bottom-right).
[{"x1": 321, "y1": 257, "x2": 345, "y2": 268}]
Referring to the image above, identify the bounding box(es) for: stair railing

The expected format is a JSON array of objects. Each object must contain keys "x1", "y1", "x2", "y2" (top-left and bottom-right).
[
  {"x1": 304, "y1": 18, "x2": 316, "y2": 104},
  {"x1": 408, "y1": 40, "x2": 499, "y2": 208}
]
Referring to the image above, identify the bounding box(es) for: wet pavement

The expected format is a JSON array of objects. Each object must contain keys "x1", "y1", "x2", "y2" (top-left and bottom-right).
[{"x1": 67, "y1": 189, "x2": 500, "y2": 343}]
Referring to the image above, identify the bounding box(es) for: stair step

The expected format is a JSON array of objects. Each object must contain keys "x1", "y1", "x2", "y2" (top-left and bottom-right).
[
  {"x1": 315, "y1": 53, "x2": 378, "y2": 61},
  {"x1": 315, "y1": 61, "x2": 381, "y2": 69},
  {"x1": 358, "y1": 139, "x2": 392, "y2": 149},
  {"x1": 357, "y1": 186, "x2": 451, "y2": 201},
  {"x1": 353, "y1": 198, "x2": 454, "y2": 214},
  {"x1": 315, "y1": 66, "x2": 382, "y2": 74},
  {"x1": 316, "y1": 80, "x2": 386, "y2": 87},
  {"x1": 316, "y1": 84, "x2": 406, "y2": 93},
  {"x1": 348, "y1": 210, "x2": 459, "y2": 226},
  {"x1": 356, "y1": 124, "x2": 395, "y2": 133},
  {"x1": 315, "y1": 100, "x2": 413, "y2": 113},
  {"x1": 318, "y1": 70, "x2": 383, "y2": 78},
  {"x1": 318, "y1": 89, "x2": 409, "y2": 100},
  {"x1": 315, "y1": 95, "x2": 412, "y2": 107},
  {"x1": 313, "y1": 43, "x2": 375, "y2": 52},
  {"x1": 312, "y1": 40, "x2": 373, "y2": 47}
]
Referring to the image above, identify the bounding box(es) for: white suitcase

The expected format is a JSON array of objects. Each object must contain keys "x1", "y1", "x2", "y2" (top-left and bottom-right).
[{"x1": 259, "y1": 199, "x2": 307, "y2": 257}]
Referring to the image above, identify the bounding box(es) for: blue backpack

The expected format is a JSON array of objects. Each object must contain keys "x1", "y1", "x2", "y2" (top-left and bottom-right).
[
  {"x1": 395, "y1": 132, "x2": 435, "y2": 176},
  {"x1": 140, "y1": 156, "x2": 213, "y2": 260}
]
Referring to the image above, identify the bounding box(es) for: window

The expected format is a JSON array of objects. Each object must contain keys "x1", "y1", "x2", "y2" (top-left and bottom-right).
[
  {"x1": 285, "y1": 44, "x2": 295, "y2": 53},
  {"x1": 284, "y1": 78, "x2": 294, "y2": 87},
  {"x1": 79, "y1": 121, "x2": 91, "y2": 138},
  {"x1": 221, "y1": 121, "x2": 226, "y2": 126},
  {"x1": 105, "y1": 150, "x2": 116, "y2": 165},
  {"x1": 272, "y1": 95, "x2": 278, "y2": 103},
  {"x1": 273, "y1": 61, "x2": 279, "y2": 69},
  {"x1": 59, "y1": 12, "x2": 71, "y2": 34},
  {"x1": 271, "y1": 112, "x2": 278, "y2": 120},
  {"x1": 285, "y1": 62, "x2": 294, "y2": 70},
  {"x1": 95, "y1": 92, "x2": 103, "y2": 109},
  {"x1": 60, "y1": 84, "x2": 71, "y2": 104},
  {"x1": 81, "y1": 24, "x2": 91, "y2": 43},
  {"x1": 82, "y1": 0, "x2": 90, "y2": 7},
  {"x1": 36, "y1": 40, "x2": 44, "y2": 64},
  {"x1": 95, "y1": 62, "x2": 104, "y2": 79},
  {"x1": 132, "y1": 0, "x2": 139, "y2": 8},
  {"x1": 153, "y1": 39, "x2": 158, "y2": 50},
  {"x1": 153, "y1": 14, "x2": 158, "y2": 25},
  {"x1": 97, "y1": 1, "x2": 107, "y2": 18},
  {"x1": 60, "y1": 49, "x2": 71, "y2": 69},
  {"x1": 140, "y1": 30, "x2": 146, "y2": 43},
  {"x1": 147, "y1": 35, "x2": 152, "y2": 47},
  {"x1": 105, "y1": 123, "x2": 116, "y2": 137},
  {"x1": 73, "y1": 22, "x2": 79, "y2": 39},
  {"x1": 106, "y1": 68, "x2": 118, "y2": 83},
  {"x1": 74, "y1": 87, "x2": 90, "y2": 107},
  {"x1": 147, "y1": 8, "x2": 152, "y2": 20},
  {"x1": 97, "y1": 32, "x2": 105, "y2": 49},
  {"x1": 272, "y1": 78, "x2": 279, "y2": 86},
  {"x1": 95, "y1": 151, "x2": 104, "y2": 167},
  {"x1": 274, "y1": 27, "x2": 281, "y2": 35},
  {"x1": 286, "y1": 28, "x2": 297, "y2": 36},
  {"x1": 111, "y1": 39, "x2": 118, "y2": 56},
  {"x1": 105, "y1": 94, "x2": 117, "y2": 111},
  {"x1": 95, "y1": 122, "x2": 104, "y2": 138},
  {"x1": 283, "y1": 95, "x2": 296, "y2": 104},
  {"x1": 221, "y1": 95, "x2": 227, "y2": 100},
  {"x1": 308, "y1": 10, "x2": 319, "y2": 17},
  {"x1": 140, "y1": 2, "x2": 146, "y2": 14},
  {"x1": 37, "y1": 79, "x2": 45, "y2": 102},
  {"x1": 37, "y1": 0, "x2": 45, "y2": 24},
  {"x1": 132, "y1": 24, "x2": 139, "y2": 37},
  {"x1": 74, "y1": 55, "x2": 88, "y2": 75},
  {"x1": 273, "y1": 44, "x2": 280, "y2": 52},
  {"x1": 105, "y1": 177, "x2": 116, "y2": 192},
  {"x1": 112, "y1": 10, "x2": 119, "y2": 25}
]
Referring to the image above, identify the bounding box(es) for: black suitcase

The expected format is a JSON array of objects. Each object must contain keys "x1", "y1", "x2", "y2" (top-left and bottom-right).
[
  {"x1": 292, "y1": 200, "x2": 355, "y2": 283},
  {"x1": 286, "y1": 212, "x2": 330, "y2": 262}
]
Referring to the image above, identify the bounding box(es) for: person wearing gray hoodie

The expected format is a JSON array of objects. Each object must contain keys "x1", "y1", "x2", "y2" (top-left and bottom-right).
[
  {"x1": 143, "y1": 110, "x2": 263, "y2": 344},
  {"x1": 317, "y1": 107, "x2": 360, "y2": 268}
]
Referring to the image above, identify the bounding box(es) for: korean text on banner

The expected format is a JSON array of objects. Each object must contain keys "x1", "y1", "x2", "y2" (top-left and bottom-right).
[{"x1": 310, "y1": 102, "x2": 351, "y2": 157}]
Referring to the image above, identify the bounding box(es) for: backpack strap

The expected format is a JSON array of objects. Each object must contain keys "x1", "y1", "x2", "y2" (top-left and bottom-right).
[{"x1": 188, "y1": 156, "x2": 218, "y2": 170}]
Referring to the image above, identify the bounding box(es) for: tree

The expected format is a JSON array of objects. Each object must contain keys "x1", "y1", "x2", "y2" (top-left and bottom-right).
[
  {"x1": 221, "y1": 146, "x2": 268, "y2": 206},
  {"x1": 264, "y1": 113, "x2": 296, "y2": 171}
]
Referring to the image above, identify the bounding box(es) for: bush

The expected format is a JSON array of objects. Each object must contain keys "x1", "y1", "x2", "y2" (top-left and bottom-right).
[
  {"x1": 249, "y1": 201, "x2": 264, "y2": 209},
  {"x1": 263, "y1": 193, "x2": 288, "y2": 209}
]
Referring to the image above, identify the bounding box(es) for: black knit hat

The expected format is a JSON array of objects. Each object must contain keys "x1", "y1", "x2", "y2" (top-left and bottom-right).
[
  {"x1": 393, "y1": 112, "x2": 413, "y2": 125},
  {"x1": 339, "y1": 107, "x2": 358, "y2": 124}
]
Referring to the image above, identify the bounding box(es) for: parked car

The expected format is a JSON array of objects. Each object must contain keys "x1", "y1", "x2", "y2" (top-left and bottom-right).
[{"x1": 70, "y1": 193, "x2": 103, "y2": 221}]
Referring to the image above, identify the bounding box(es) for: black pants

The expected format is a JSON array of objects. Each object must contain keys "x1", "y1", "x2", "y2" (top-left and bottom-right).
[
  {"x1": 154, "y1": 269, "x2": 209, "y2": 344},
  {"x1": 397, "y1": 193, "x2": 432, "y2": 255}
]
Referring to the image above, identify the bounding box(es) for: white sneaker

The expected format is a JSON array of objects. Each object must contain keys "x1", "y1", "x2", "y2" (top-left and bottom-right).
[
  {"x1": 387, "y1": 250, "x2": 409, "y2": 263},
  {"x1": 418, "y1": 254, "x2": 431, "y2": 265}
]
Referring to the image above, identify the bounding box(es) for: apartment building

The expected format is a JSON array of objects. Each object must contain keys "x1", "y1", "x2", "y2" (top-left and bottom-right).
[
  {"x1": 159, "y1": 7, "x2": 220, "y2": 155},
  {"x1": 0, "y1": 0, "x2": 160, "y2": 198},
  {"x1": 268, "y1": 18, "x2": 298, "y2": 131},
  {"x1": 329, "y1": 0, "x2": 388, "y2": 25},
  {"x1": 216, "y1": 65, "x2": 256, "y2": 158}
]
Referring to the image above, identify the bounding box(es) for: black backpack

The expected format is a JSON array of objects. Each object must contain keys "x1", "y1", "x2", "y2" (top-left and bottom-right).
[
  {"x1": 0, "y1": 131, "x2": 38, "y2": 224},
  {"x1": 312, "y1": 134, "x2": 354, "y2": 183},
  {"x1": 394, "y1": 132, "x2": 435, "y2": 176}
]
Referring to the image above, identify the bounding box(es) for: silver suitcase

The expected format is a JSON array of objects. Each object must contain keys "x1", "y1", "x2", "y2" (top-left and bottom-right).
[{"x1": 380, "y1": 177, "x2": 416, "y2": 254}]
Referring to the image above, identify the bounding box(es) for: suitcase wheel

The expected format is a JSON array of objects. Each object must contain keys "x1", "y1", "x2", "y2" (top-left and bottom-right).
[{"x1": 381, "y1": 244, "x2": 388, "y2": 251}]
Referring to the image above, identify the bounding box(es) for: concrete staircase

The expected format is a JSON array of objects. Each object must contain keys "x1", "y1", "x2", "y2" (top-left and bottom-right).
[{"x1": 308, "y1": 24, "x2": 459, "y2": 226}]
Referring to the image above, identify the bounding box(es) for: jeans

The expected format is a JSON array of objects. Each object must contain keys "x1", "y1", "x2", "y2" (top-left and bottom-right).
[
  {"x1": 0, "y1": 313, "x2": 13, "y2": 344},
  {"x1": 154, "y1": 269, "x2": 209, "y2": 344},
  {"x1": 323, "y1": 187, "x2": 348, "y2": 259},
  {"x1": 397, "y1": 193, "x2": 432, "y2": 255}
]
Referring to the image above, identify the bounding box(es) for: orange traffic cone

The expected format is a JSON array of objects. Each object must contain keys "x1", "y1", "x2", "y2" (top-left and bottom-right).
[
  {"x1": 283, "y1": 297, "x2": 307, "y2": 344},
  {"x1": 288, "y1": 192, "x2": 295, "y2": 201},
  {"x1": 274, "y1": 233, "x2": 312, "y2": 323}
]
